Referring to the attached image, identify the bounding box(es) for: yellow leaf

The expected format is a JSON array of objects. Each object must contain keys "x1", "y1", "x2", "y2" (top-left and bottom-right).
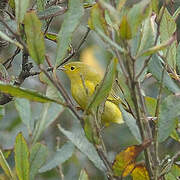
[
  {"x1": 123, "y1": 163, "x2": 135, "y2": 177},
  {"x1": 119, "y1": 15, "x2": 132, "y2": 40},
  {"x1": 131, "y1": 164, "x2": 150, "y2": 180},
  {"x1": 88, "y1": 4, "x2": 108, "y2": 34},
  {"x1": 113, "y1": 140, "x2": 151, "y2": 177}
]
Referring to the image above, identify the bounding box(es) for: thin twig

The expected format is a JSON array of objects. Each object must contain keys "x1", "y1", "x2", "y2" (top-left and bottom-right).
[
  {"x1": 3, "y1": 47, "x2": 21, "y2": 69},
  {"x1": 39, "y1": 6, "x2": 67, "y2": 20},
  {"x1": 125, "y1": 51, "x2": 154, "y2": 179},
  {"x1": 153, "y1": 48, "x2": 170, "y2": 180},
  {"x1": 39, "y1": 66, "x2": 84, "y2": 125},
  {"x1": 159, "y1": 151, "x2": 180, "y2": 178},
  {"x1": 0, "y1": 51, "x2": 33, "y2": 104},
  {"x1": 0, "y1": 16, "x2": 28, "y2": 51},
  {"x1": 44, "y1": 17, "x2": 54, "y2": 35},
  {"x1": 157, "y1": 52, "x2": 180, "y2": 83},
  {"x1": 58, "y1": 27, "x2": 91, "y2": 67},
  {"x1": 135, "y1": 4, "x2": 166, "y2": 81},
  {"x1": 95, "y1": 145, "x2": 116, "y2": 180},
  {"x1": 114, "y1": 49, "x2": 129, "y2": 80}
]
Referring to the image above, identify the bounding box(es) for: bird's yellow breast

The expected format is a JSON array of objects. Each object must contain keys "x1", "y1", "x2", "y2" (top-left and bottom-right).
[
  {"x1": 62, "y1": 61, "x2": 123, "y2": 126},
  {"x1": 71, "y1": 79, "x2": 123, "y2": 126},
  {"x1": 71, "y1": 79, "x2": 96, "y2": 109}
]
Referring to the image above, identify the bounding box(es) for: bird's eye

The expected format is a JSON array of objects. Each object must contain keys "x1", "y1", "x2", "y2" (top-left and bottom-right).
[{"x1": 70, "y1": 66, "x2": 75, "y2": 70}]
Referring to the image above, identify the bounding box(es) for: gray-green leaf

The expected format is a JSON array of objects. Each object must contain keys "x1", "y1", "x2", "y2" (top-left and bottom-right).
[
  {"x1": 158, "y1": 95, "x2": 180, "y2": 142},
  {"x1": 15, "y1": 98, "x2": 32, "y2": 133},
  {"x1": 24, "y1": 11, "x2": 45, "y2": 65},
  {"x1": 58, "y1": 124, "x2": 106, "y2": 171},
  {"x1": 0, "y1": 150, "x2": 14, "y2": 179},
  {"x1": 79, "y1": 169, "x2": 89, "y2": 180},
  {"x1": 29, "y1": 143, "x2": 48, "y2": 179},
  {"x1": 0, "y1": 83, "x2": 59, "y2": 103},
  {"x1": 55, "y1": 0, "x2": 84, "y2": 66},
  {"x1": 86, "y1": 58, "x2": 116, "y2": 112},
  {"x1": 15, "y1": 133, "x2": 29, "y2": 180},
  {"x1": 15, "y1": 0, "x2": 30, "y2": 24},
  {"x1": 119, "y1": 105, "x2": 141, "y2": 143},
  {"x1": 148, "y1": 55, "x2": 180, "y2": 94},
  {"x1": 160, "y1": 8, "x2": 177, "y2": 68},
  {"x1": 0, "y1": 30, "x2": 23, "y2": 49},
  {"x1": 39, "y1": 142, "x2": 74, "y2": 173},
  {"x1": 32, "y1": 103, "x2": 63, "y2": 143}
]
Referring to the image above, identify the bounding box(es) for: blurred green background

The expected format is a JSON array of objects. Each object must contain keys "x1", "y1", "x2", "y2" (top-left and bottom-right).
[{"x1": 0, "y1": 0, "x2": 180, "y2": 179}]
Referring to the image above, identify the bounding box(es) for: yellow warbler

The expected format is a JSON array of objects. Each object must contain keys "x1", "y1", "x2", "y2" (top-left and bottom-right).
[{"x1": 61, "y1": 62, "x2": 123, "y2": 126}]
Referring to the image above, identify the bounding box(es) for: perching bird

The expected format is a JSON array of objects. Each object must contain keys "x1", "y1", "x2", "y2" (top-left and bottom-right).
[{"x1": 61, "y1": 61, "x2": 123, "y2": 126}]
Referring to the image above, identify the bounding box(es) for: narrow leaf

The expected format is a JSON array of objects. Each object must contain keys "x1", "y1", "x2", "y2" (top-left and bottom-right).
[
  {"x1": 96, "y1": 28, "x2": 124, "y2": 53},
  {"x1": 86, "y1": 58, "x2": 116, "y2": 112},
  {"x1": 15, "y1": 98, "x2": 32, "y2": 132},
  {"x1": 15, "y1": 133, "x2": 29, "y2": 180},
  {"x1": 45, "y1": 32, "x2": 57, "y2": 42},
  {"x1": 119, "y1": 15, "x2": 132, "y2": 40},
  {"x1": 9, "y1": 0, "x2": 15, "y2": 10},
  {"x1": 39, "y1": 142, "x2": 74, "y2": 173},
  {"x1": 173, "y1": 6, "x2": 180, "y2": 20},
  {"x1": 119, "y1": 106, "x2": 141, "y2": 143},
  {"x1": 15, "y1": 0, "x2": 30, "y2": 24},
  {"x1": 89, "y1": 4, "x2": 107, "y2": 34},
  {"x1": 55, "y1": 0, "x2": 84, "y2": 66},
  {"x1": 151, "y1": 0, "x2": 159, "y2": 14},
  {"x1": 29, "y1": 143, "x2": 48, "y2": 179},
  {"x1": 127, "y1": 0, "x2": 151, "y2": 38},
  {"x1": 58, "y1": 124, "x2": 106, "y2": 171},
  {"x1": 36, "y1": 0, "x2": 45, "y2": 12},
  {"x1": 160, "y1": 8, "x2": 177, "y2": 68},
  {"x1": 0, "y1": 83, "x2": 60, "y2": 103},
  {"x1": 160, "y1": 8, "x2": 176, "y2": 41},
  {"x1": 140, "y1": 35, "x2": 175, "y2": 57},
  {"x1": 137, "y1": 17, "x2": 155, "y2": 55},
  {"x1": 131, "y1": 164, "x2": 150, "y2": 180},
  {"x1": 79, "y1": 169, "x2": 89, "y2": 180},
  {"x1": 113, "y1": 140, "x2": 151, "y2": 177},
  {"x1": 148, "y1": 55, "x2": 180, "y2": 94},
  {"x1": 144, "y1": 96, "x2": 157, "y2": 116},
  {"x1": 0, "y1": 30, "x2": 23, "y2": 49},
  {"x1": 158, "y1": 95, "x2": 180, "y2": 142},
  {"x1": 84, "y1": 114, "x2": 100, "y2": 144},
  {"x1": 24, "y1": 11, "x2": 45, "y2": 65},
  {"x1": 38, "y1": 5, "x2": 65, "y2": 20},
  {"x1": 32, "y1": 85, "x2": 64, "y2": 143},
  {"x1": 0, "y1": 150, "x2": 14, "y2": 179}
]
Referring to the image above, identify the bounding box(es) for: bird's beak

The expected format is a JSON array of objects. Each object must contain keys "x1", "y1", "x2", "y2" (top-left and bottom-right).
[{"x1": 58, "y1": 66, "x2": 66, "y2": 71}]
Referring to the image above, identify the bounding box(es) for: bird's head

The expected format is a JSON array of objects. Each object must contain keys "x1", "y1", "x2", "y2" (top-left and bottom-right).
[
  {"x1": 60, "y1": 61, "x2": 101, "y2": 83},
  {"x1": 60, "y1": 62, "x2": 88, "y2": 81}
]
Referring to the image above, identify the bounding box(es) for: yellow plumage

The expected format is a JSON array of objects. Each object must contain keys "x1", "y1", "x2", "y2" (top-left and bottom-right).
[{"x1": 62, "y1": 62, "x2": 123, "y2": 126}]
